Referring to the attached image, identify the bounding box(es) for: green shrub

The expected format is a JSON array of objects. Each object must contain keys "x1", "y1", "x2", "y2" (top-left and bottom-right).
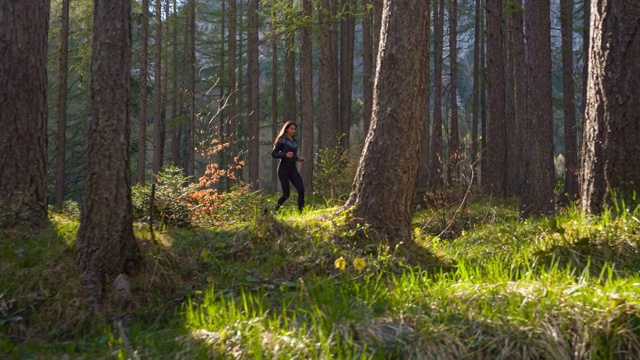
[
  {"x1": 313, "y1": 144, "x2": 359, "y2": 203},
  {"x1": 131, "y1": 183, "x2": 152, "y2": 220}
]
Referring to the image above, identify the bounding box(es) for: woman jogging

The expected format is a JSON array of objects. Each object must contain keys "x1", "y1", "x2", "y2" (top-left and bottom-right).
[{"x1": 271, "y1": 121, "x2": 305, "y2": 212}]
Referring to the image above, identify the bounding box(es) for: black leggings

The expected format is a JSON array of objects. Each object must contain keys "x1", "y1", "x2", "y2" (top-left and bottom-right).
[{"x1": 277, "y1": 164, "x2": 304, "y2": 211}]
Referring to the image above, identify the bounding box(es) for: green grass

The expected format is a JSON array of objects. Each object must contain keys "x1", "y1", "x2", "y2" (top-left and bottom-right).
[{"x1": 2, "y1": 197, "x2": 640, "y2": 359}]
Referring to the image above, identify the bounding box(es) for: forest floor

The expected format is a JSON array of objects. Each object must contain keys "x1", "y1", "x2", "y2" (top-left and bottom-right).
[{"x1": 2, "y1": 196, "x2": 640, "y2": 359}]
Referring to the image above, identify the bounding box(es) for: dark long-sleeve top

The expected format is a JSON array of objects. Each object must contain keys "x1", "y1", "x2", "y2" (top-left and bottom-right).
[{"x1": 271, "y1": 136, "x2": 299, "y2": 166}]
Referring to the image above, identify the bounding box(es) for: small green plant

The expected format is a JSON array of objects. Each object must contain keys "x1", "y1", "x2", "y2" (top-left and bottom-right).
[
  {"x1": 313, "y1": 142, "x2": 359, "y2": 204},
  {"x1": 153, "y1": 165, "x2": 195, "y2": 227}
]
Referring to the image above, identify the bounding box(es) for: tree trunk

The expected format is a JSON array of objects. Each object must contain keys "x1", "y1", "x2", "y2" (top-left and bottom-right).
[
  {"x1": 284, "y1": 0, "x2": 296, "y2": 122},
  {"x1": 339, "y1": 0, "x2": 355, "y2": 153},
  {"x1": 471, "y1": 0, "x2": 481, "y2": 179},
  {"x1": 504, "y1": 0, "x2": 525, "y2": 197},
  {"x1": 344, "y1": 0, "x2": 429, "y2": 243},
  {"x1": 520, "y1": 0, "x2": 554, "y2": 216},
  {"x1": 417, "y1": 1, "x2": 432, "y2": 190},
  {"x1": 580, "y1": 0, "x2": 640, "y2": 214},
  {"x1": 272, "y1": 35, "x2": 279, "y2": 194},
  {"x1": 56, "y1": 0, "x2": 70, "y2": 207},
  {"x1": 0, "y1": 0, "x2": 50, "y2": 229},
  {"x1": 511, "y1": 1, "x2": 526, "y2": 197},
  {"x1": 318, "y1": 0, "x2": 339, "y2": 149},
  {"x1": 362, "y1": 0, "x2": 373, "y2": 134},
  {"x1": 561, "y1": 0, "x2": 578, "y2": 199},
  {"x1": 448, "y1": 0, "x2": 459, "y2": 184},
  {"x1": 170, "y1": 0, "x2": 181, "y2": 167},
  {"x1": 138, "y1": 0, "x2": 149, "y2": 184},
  {"x1": 300, "y1": 0, "x2": 314, "y2": 193},
  {"x1": 480, "y1": 18, "x2": 487, "y2": 186},
  {"x1": 228, "y1": 0, "x2": 237, "y2": 182},
  {"x1": 248, "y1": 0, "x2": 260, "y2": 188},
  {"x1": 153, "y1": 0, "x2": 165, "y2": 174},
  {"x1": 76, "y1": 0, "x2": 139, "y2": 312},
  {"x1": 187, "y1": 0, "x2": 196, "y2": 177},
  {"x1": 580, "y1": 0, "x2": 589, "y2": 138},
  {"x1": 485, "y1": 0, "x2": 507, "y2": 197},
  {"x1": 429, "y1": 0, "x2": 445, "y2": 188}
]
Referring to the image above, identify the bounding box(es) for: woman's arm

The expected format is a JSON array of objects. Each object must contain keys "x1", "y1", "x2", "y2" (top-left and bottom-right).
[{"x1": 271, "y1": 139, "x2": 286, "y2": 159}]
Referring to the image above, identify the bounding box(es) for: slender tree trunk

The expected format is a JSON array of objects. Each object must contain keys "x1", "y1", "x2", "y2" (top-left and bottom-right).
[
  {"x1": 319, "y1": 0, "x2": 339, "y2": 149},
  {"x1": 219, "y1": 0, "x2": 227, "y2": 191},
  {"x1": 480, "y1": 19, "x2": 487, "y2": 186},
  {"x1": 0, "y1": 0, "x2": 50, "y2": 228},
  {"x1": 56, "y1": 0, "x2": 70, "y2": 207},
  {"x1": 187, "y1": 0, "x2": 196, "y2": 177},
  {"x1": 504, "y1": 0, "x2": 525, "y2": 197},
  {"x1": 429, "y1": 0, "x2": 445, "y2": 188},
  {"x1": 521, "y1": 0, "x2": 554, "y2": 215},
  {"x1": 362, "y1": 0, "x2": 373, "y2": 134},
  {"x1": 272, "y1": 35, "x2": 279, "y2": 193},
  {"x1": 471, "y1": 0, "x2": 481, "y2": 179},
  {"x1": 284, "y1": 0, "x2": 296, "y2": 122},
  {"x1": 76, "y1": 0, "x2": 139, "y2": 312},
  {"x1": 344, "y1": 0, "x2": 429, "y2": 243},
  {"x1": 228, "y1": 0, "x2": 237, "y2": 182},
  {"x1": 485, "y1": 0, "x2": 507, "y2": 197},
  {"x1": 512, "y1": 1, "x2": 526, "y2": 197},
  {"x1": 581, "y1": 0, "x2": 590, "y2": 137},
  {"x1": 170, "y1": 0, "x2": 181, "y2": 166},
  {"x1": 162, "y1": 0, "x2": 169, "y2": 165},
  {"x1": 339, "y1": 0, "x2": 355, "y2": 153},
  {"x1": 561, "y1": 0, "x2": 578, "y2": 199},
  {"x1": 417, "y1": 1, "x2": 432, "y2": 190},
  {"x1": 448, "y1": 0, "x2": 459, "y2": 184},
  {"x1": 580, "y1": 0, "x2": 640, "y2": 214},
  {"x1": 138, "y1": 0, "x2": 150, "y2": 184},
  {"x1": 300, "y1": 0, "x2": 314, "y2": 193},
  {"x1": 236, "y1": 0, "x2": 245, "y2": 183},
  {"x1": 248, "y1": 0, "x2": 260, "y2": 188},
  {"x1": 153, "y1": 0, "x2": 165, "y2": 174}
]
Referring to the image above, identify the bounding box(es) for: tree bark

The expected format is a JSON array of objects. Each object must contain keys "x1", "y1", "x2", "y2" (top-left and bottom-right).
[
  {"x1": 76, "y1": 0, "x2": 139, "y2": 312},
  {"x1": 56, "y1": 0, "x2": 70, "y2": 207},
  {"x1": 138, "y1": 0, "x2": 149, "y2": 184},
  {"x1": 153, "y1": 0, "x2": 165, "y2": 174},
  {"x1": 580, "y1": 0, "x2": 640, "y2": 214},
  {"x1": 504, "y1": 0, "x2": 525, "y2": 197},
  {"x1": 170, "y1": 0, "x2": 181, "y2": 166},
  {"x1": 362, "y1": 0, "x2": 373, "y2": 134},
  {"x1": 520, "y1": 0, "x2": 554, "y2": 216},
  {"x1": 339, "y1": 0, "x2": 355, "y2": 153},
  {"x1": 448, "y1": 0, "x2": 459, "y2": 184},
  {"x1": 344, "y1": 0, "x2": 429, "y2": 243},
  {"x1": 318, "y1": 0, "x2": 339, "y2": 149},
  {"x1": 300, "y1": 0, "x2": 314, "y2": 193},
  {"x1": 429, "y1": 0, "x2": 445, "y2": 188},
  {"x1": 0, "y1": 0, "x2": 49, "y2": 229},
  {"x1": 485, "y1": 0, "x2": 507, "y2": 197},
  {"x1": 471, "y1": 0, "x2": 481, "y2": 180},
  {"x1": 284, "y1": 0, "x2": 296, "y2": 122},
  {"x1": 228, "y1": 0, "x2": 237, "y2": 182},
  {"x1": 417, "y1": 1, "x2": 432, "y2": 190},
  {"x1": 561, "y1": 0, "x2": 578, "y2": 199},
  {"x1": 272, "y1": 35, "x2": 279, "y2": 193},
  {"x1": 248, "y1": 0, "x2": 260, "y2": 188},
  {"x1": 187, "y1": 0, "x2": 196, "y2": 177}
]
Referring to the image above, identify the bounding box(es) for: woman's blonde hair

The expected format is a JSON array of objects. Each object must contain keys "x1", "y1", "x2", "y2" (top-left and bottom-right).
[{"x1": 273, "y1": 120, "x2": 297, "y2": 146}]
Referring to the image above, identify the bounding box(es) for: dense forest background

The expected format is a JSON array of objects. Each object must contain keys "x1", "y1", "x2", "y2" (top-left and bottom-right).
[{"x1": 43, "y1": 0, "x2": 586, "y2": 201}]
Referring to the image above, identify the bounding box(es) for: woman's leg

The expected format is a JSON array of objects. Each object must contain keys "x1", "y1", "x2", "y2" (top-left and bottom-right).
[
  {"x1": 276, "y1": 166, "x2": 291, "y2": 210},
  {"x1": 289, "y1": 169, "x2": 305, "y2": 211}
]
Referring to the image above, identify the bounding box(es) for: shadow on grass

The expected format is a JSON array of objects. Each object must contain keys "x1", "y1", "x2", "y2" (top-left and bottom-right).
[{"x1": 533, "y1": 236, "x2": 640, "y2": 278}]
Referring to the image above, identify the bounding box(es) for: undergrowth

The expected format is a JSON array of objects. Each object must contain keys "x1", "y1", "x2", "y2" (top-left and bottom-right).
[{"x1": 2, "y1": 192, "x2": 640, "y2": 359}]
